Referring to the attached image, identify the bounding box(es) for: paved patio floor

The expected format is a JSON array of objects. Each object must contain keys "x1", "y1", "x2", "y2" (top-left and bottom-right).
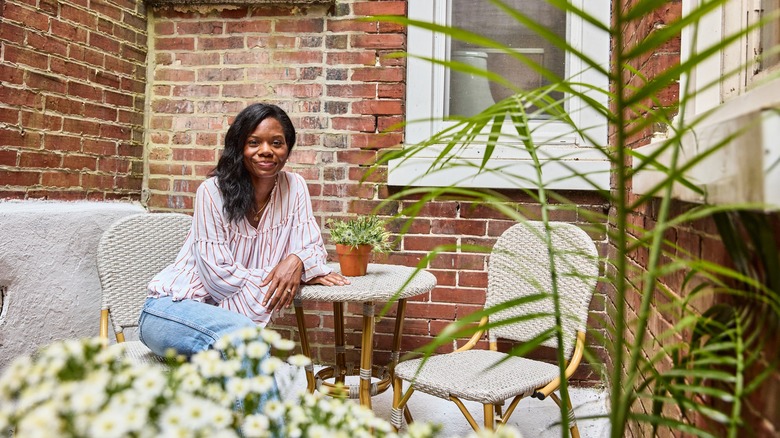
[{"x1": 278, "y1": 365, "x2": 611, "y2": 437}]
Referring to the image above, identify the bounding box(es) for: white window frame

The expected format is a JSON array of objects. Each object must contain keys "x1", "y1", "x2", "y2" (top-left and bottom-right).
[
  {"x1": 633, "y1": 0, "x2": 780, "y2": 208},
  {"x1": 388, "y1": 0, "x2": 611, "y2": 190}
]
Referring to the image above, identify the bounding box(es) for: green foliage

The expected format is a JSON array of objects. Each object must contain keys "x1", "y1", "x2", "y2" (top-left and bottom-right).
[
  {"x1": 374, "y1": 0, "x2": 780, "y2": 437},
  {"x1": 327, "y1": 215, "x2": 392, "y2": 253},
  {"x1": 0, "y1": 328, "x2": 435, "y2": 438}
]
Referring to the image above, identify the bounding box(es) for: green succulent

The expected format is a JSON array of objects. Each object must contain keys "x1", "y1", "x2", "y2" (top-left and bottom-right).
[{"x1": 327, "y1": 215, "x2": 392, "y2": 253}]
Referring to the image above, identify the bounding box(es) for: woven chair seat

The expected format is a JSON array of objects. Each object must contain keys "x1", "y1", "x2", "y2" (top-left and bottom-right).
[
  {"x1": 394, "y1": 349, "x2": 559, "y2": 404},
  {"x1": 122, "y1": 341, "x2": 168, "y2": 366}
]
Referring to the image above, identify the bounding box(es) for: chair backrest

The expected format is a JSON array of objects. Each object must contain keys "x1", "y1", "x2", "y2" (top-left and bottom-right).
[
  {"x1": 486, "y1": 221, "x2": 599, "y2": 357},
  {"x1": 97, "y1": 213, "x2": 192, "y2": 335}
]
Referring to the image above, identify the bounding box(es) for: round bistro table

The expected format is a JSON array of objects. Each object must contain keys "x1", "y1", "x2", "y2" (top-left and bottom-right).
[{"x1": 293, "y1": 263, "x2": 437, "y2": 408}]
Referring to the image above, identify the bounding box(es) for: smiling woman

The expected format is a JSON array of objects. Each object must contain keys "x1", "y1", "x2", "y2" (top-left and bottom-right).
[{"x1": 138, "y1": 103, "x2": 350, "y2": 363}]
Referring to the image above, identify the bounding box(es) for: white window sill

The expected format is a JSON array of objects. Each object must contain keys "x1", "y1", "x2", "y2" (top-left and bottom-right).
[
  {"x1": 632, "y1": 79, "x2": 780, "y2": 209},
  {"x1": 388, "y1": 145, "x2": 611, "y2": 190}
]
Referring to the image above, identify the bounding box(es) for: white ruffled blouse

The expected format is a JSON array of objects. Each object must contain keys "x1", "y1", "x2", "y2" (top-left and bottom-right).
[{"x1": 147, "y1": 171, "x2": 332, "y2": 325}]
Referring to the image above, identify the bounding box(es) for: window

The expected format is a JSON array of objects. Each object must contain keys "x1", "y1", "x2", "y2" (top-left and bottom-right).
[
  {"x1": 759, "y1": 0, "x2": 780, "y2": 71},
  {"x1": 388, "y1": 0, "x2": 611, "y2": 190},
  {"x1": 447, "y1": 1, "x2": 566, "y2": 119},
  {"x1": 633, "y1": 0, "x2": 780, "y2": 206}
]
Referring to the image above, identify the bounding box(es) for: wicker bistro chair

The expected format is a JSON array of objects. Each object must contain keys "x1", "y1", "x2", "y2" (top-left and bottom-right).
[
  {"x1": 97, "y1": 212, "x2": 192, "y2": 364},
  {"x1": 391, "y1": 221, "x2": 600, "y2": 435}
]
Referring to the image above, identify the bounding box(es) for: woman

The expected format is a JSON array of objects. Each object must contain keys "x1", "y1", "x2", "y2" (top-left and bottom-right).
[{"x1": 139, "y1": 103, "x2": 349, "y2": 358}]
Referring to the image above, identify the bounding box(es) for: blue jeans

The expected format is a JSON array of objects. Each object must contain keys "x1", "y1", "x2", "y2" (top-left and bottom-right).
[
  {"x1": 139, "y1": 296, "x2": 281, "y2": 425},
  {"x1": 139, "y1": 296, "x2": 257, "y2": 357}
]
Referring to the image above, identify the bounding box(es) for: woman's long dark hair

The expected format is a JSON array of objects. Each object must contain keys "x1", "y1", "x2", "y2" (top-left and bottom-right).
[{"x1": 211, "y1": 103, "x2": 296, "y2": 223}]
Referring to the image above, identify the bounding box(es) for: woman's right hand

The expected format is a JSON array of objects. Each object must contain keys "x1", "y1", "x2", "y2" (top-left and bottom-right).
[{"x1": 305, "y1": 272, "x2": 351, "y2": 286}]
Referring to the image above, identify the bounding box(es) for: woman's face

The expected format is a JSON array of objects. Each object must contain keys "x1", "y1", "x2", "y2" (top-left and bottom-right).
[{"x1": 242, "y1": 117, "x2": 290, "y2": 183}]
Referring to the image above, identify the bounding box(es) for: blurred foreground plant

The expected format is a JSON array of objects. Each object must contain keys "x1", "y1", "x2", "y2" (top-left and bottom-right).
[{"x1": 0, "y1": 328, "x2": 441, "y2": 438}]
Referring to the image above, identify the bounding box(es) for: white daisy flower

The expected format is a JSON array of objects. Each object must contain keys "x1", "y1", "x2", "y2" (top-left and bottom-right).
[
  {"x1": 211, "y1": 429, "x2": 241, "y2": 438},
  {"x1": 209, "y1": 405, "x2": 235, "y2": 429},
  {"x1": 260, "y1": 329, "x2": 282, "y2": 345},
  {"x1": 241, "y1": 413, "x2": 270, "y2": 437},
  {"x1": 287, "y1": 354, "x2": 311, "y2": 367},
  {"x1": 287, "y1": 405, "x2": 307, "y2": 424},
  {"x1": 226, "y1": 377, "x2": 251, "y2": 398},
  {"x1": 131, "y1": 372, "x2": 166, "y2": 399},
  {"x1": 16, "y1": 402, "x2": 62, "y2": 438},
  {"x1": 185, "y1": 375, "x2": 206, "y2": 394},
  {"x1": 158, "y1": 425, "x2": 190, "y2": 438},
  {"x1": 182, "y1": 398, "x2": 212, "y2": 430},
  {"x1": 317, "y1": 398, "x2": 334, "y2": 413},
  {"x1": 159, "y1": 406, "x2": 187, "y2": 433},
  {"x1": 89, "y1": 408, "x2": 130, "y2": 438},
  {"x1": 272, "y1": 338, "x2": 295, "y2": 351},
  {"x1": 238, "y1": 326, "x2": 259, "y2": 341},
  {"x1": 245, "y1": 341, "x2": 270, "y2": 359},
  {"x1": 122, "y1": 404, "x2": 148, "y2": 432},
  {"x1": 249, "y1": 375, "x2": 274, "y2": 394},
  {"x1": 307, "y1": 424, "x2": 329, "y2": 438},
  {"x1": 263, "y1": 400, "x2": 285, "y2": 420},
  {"x1": 70, "y1": 384, "x2": 107, "y2": 414},
  {"x1": 260, "y1": 357, "x2": 284, "y2": 375},
  {"x1": 62, "y1": 338, "x2": 86, "y2": 359},
  {"x1": 408, "y1": 422, "x2": 437, "y2": 438},
  {"x1": 221, "y1": 358, "x2": 242, "y2": 377},
  {"x1": 233, "y1": 343, "x2": 247, "y2": 359},
  {"x1": 192, "y1": 350, "x2": 222, "y2": 379},
  {"x1": 0, "y1": 355, "x2": 31, "y2": 395},
  {"x1": 213, "y1": 337, "x2": 231, "y2": 351}
]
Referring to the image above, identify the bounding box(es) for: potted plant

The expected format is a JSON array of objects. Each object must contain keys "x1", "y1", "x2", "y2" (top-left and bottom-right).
[{"x1": 327, "y1": 215, "x2": 392, "y2": 276}]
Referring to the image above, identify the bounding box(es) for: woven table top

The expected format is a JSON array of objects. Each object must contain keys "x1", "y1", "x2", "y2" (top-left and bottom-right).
[{"x1": 298, "y1": 263, "x2": 436, "y2": 302}]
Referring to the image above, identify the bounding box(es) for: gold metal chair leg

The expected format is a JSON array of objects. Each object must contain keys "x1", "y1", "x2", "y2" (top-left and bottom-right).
[
  {"x1": 403, "y1": 405, "x2": 414, "y2": 425},
  {"x1": 294, "y1": 301, "x2": 315, "y2": 393},
  {"x1": 450, "y1": 396, "x2": 480, "y2": 432},
  {"x1": 359, "y1": 301, "x2": 375, "y2": 408},
  {"x1": 550, "y1": 392, "x2": 580, "y2": 438},
  {"x1": 100, "y1": 309, "x2": 110, "y2": 340},
  {"x1": 391, "y1": 376, "x2": 405, "y2": 431},
  {"x1": 390, "y1": 299, "x2": 407, "y2": 375},
  {"x1": 379, "y1": 299, "x2": 408, "y2": 397},
  {"x1": 391, "y1": 379, "x2": 417, "y2": 431},
  {"x1": 333, "y1": 302, "x2": 346, "y2": 385},
  {"x1": 483, "y1": 404, "x2": 495, "y2": 431}
]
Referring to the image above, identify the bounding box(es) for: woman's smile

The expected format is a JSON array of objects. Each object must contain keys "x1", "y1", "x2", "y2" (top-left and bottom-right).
[
  {"x1": 253, "y1": 160, "x2": 277, "y2": 170},
  {"x1": 242, "y1": 117, "x2": 290, "y2": 182}
]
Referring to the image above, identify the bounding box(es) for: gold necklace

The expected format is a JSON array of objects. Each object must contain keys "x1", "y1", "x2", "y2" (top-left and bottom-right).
[
  {"x1": 252, "y1": 176, "x2": 277, "y2": 222},
  {"x1": 253, "y1": 195, "x2": 270, "y2": 222}
]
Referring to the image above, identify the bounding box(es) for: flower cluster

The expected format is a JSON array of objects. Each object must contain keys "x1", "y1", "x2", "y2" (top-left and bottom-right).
[{"x1": 0, "y1": 327, "x2": 442, "y2": 438}]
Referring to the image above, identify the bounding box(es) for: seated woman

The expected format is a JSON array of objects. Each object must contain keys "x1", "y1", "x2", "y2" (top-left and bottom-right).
[{"x1": 139, "y1": 102, "x2": 349, "y2": 358}]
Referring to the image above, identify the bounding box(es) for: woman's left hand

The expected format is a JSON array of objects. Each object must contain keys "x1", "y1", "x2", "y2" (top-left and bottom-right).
[
  {"x1": 305, "y1": 272, "x2": 351, "y2": 286},
  {"x1": 260, "y1": 255, "x2": 304, "y2": 312}
]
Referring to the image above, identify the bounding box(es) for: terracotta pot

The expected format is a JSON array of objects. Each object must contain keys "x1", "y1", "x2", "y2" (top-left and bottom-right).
[{"x1": 335, "y1": 244, "x2": 372, "y2": 276}]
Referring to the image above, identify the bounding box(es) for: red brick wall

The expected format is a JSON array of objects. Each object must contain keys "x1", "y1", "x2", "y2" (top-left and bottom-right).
[
  {"x1": 144, "y1": 0, "x2": 608, "y2": 386},
  {"x1": 0, "y1": 0, "x2": 148, "y2": 200},
  {"x1": 0, "y1": 0, "x2": 608, "y2": 388},
  {"x1": 615, "y1": 1, "x2": 779, "y2": 435}
]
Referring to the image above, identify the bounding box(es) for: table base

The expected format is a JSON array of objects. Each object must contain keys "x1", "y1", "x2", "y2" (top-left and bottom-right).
[{"x1": 294, "y1": 299, "x2": 409, "y2": 409}]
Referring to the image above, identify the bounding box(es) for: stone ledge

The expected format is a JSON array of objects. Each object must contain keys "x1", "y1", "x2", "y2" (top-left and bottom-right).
[{"x1": 0, "y1": 201, "x2": 146, "y2": 369}]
